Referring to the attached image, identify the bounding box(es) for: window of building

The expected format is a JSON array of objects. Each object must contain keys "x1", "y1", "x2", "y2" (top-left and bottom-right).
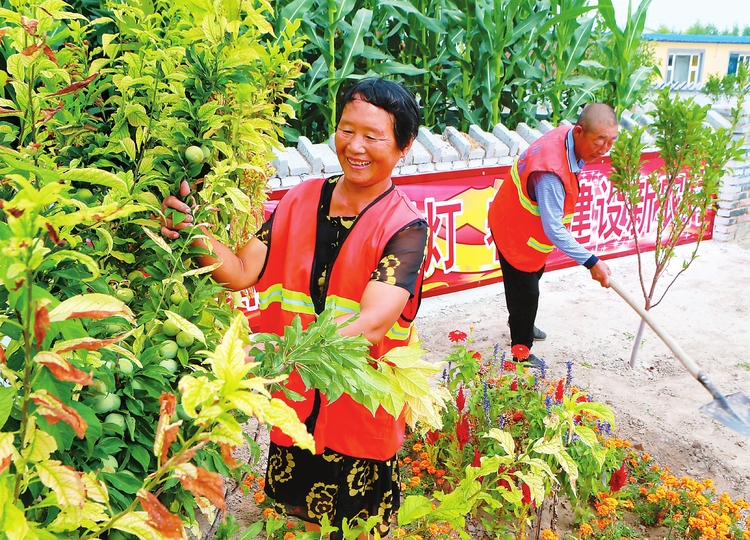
[
  {"x1": 728, "y1": 53, "x2": 750, "y2": 75},
  {"x1": 666, "y1": 51, "x2": 703, "y2": 84}
]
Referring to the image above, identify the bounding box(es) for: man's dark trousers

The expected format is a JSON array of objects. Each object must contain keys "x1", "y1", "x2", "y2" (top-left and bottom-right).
[{"x1": 497, "y1": 251, "x2": 545, "y2": 350}]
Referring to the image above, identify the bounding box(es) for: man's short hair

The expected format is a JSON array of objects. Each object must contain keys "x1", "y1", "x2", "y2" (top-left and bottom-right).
[{"x1": 576, "y1": 103, "x2": 618, "y2": 131}]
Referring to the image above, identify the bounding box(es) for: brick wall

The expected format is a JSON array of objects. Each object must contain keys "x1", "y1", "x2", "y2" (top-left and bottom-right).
[{"x1": 711, "y1": 105, "x2": 750, "y2": 241}]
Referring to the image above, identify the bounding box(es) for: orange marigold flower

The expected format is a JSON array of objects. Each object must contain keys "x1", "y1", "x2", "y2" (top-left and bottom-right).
[
  {"x1": 409, "y1": 476, "x2": 421, "y2": 487},
  {"x1": 429, "y1": 524, "x2": 439, "y2": 535},
  {"x1": 436, "y1": 469, "x2": 445, "y2": 477},
  {"x1": 596, "y1": 519, "x2": 608, "y2": 531},
  {"x1": 428, "y1": 465, "x2": 437, "y2": 475},
  {"x1": 639, "y1": 487, "x2": 648, "y2": 495},
  {"x1": 398, "y1": 459, "x2": 403, "y2": 467},
  {"x1": 286, "y1": 521, "x2": 296, "y2": 529},
  {"x1": 263, "y1": 508, "x2": 276, "y2": 518},
  {"x1": 284, "y1": 533, "x2": 295, "y2": 540},
  {"x1": 419, "y1": 451, "x2": 429, "y2": 460},
  {"x1": 420, "y1": 460, "x2": 430, "y2": 469},
  {"x1": 257, "y1": 478, "x2": 266, "y2": 489},
  {"x1": 403, "y1": 457, "x2": 412, "y2": 464},
  {"x1": 437, "y1": 478, "x2": 444, "y2": 485},
  {"x1": 254, "y1": 492, "x2": 266, "y2": 504},
  {"x1": 703, "y1": 478, "x2": 714, "y2": 489},
  {"x1": 413, "y1": 535, "x2": 423, "y2": 540},
  {"x1": 579, "y1": 523, "x2": 593, "y2": 537},
  {"x1": 412, "y1": 442, "x2": 423, "y2": 453},
  {"x1": 541, "y1": 529, "x2": 558, "y2": 540},
  {"x1": 400, "y1": 482, "x2": 407, "y2": 491},
  {"x1": 642, "y1": 453, "x2": 650, "y2": 462}
]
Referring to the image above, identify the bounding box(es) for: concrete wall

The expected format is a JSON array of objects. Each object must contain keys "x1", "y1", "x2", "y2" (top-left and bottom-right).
[
  {"x1": 649, "y1": 40, "x2": 750, "y2": 85},
  {"x1": 708, "y1": 105, "x2": 750, "y2": 241},
  {"x1": 270, "y1": 105, "x2": 750, "y2": 242}
]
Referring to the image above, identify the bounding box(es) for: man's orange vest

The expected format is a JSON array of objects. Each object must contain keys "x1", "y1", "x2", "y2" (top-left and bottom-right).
[
  {"x1": 488, "y1": 126, "x2": 580, "y2": 272},
  {"x1": 255, "y1": 177, "x2": 425, "y2": 460}
]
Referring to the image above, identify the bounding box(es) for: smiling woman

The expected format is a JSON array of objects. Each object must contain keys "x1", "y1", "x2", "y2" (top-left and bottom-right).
[{"x1": 161, "y1": 78, "x2": 428, "y2": 539}]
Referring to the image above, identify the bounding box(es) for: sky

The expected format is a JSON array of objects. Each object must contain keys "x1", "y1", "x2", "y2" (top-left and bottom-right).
[{"x1": 608, "y1": 0, "x2": 750, "y2": 33}]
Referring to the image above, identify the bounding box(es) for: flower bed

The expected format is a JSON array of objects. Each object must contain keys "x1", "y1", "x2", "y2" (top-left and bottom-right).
[{"x1": 237, "y1": 331, "x2": 749, "y2": 540}]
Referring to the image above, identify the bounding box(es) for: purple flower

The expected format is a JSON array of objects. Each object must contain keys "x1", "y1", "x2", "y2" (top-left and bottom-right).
[{"x1": 565, "y1": 359, "x2": 574, "y2": 388}]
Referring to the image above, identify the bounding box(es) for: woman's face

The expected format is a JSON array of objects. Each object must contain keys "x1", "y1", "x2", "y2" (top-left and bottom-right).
[{"x1": 335, "y1": 97, "x2": 410, "y2": 192}]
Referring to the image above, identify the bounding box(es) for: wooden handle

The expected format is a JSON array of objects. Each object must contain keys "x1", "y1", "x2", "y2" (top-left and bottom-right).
[{"x1": 609, "y1": 276, "x2": 702, "y2": 379}]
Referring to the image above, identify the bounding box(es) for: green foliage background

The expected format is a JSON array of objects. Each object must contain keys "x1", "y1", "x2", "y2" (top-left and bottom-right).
[{"x1": 267, "y1": 0, "x2": 658, "y2": 140}]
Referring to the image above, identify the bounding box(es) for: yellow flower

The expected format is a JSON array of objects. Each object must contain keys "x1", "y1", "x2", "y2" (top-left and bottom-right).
[
  {"x1": 579, "y1": 523, "x2": 593, "y2": 537},
  {"x1": 703, "y1": 478, "x2": 714, "y2": 489}
]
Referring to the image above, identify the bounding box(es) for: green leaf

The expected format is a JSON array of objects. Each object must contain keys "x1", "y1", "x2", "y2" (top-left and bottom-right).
[
  {"x1": 0, "y1": 386, "x2": 14, "y2": 429},
  {"x1": 60, "y1": 168, "x2": 128, "y2": 193},
  {"x1": 101, "y1": 470, "x2": 142, "y2": 494},
  {"x1": 397, "y1": 495, "x2": 433, "y2": 525}
]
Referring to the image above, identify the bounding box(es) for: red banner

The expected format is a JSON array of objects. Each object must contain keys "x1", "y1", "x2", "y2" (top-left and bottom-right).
[{"x1": 256, "y1": 151, "x2": 713, "y2": 306}]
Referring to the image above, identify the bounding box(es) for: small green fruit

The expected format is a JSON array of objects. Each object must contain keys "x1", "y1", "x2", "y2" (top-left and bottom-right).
[
  {"x1": 163, "y1": 319, "x2": 180, "y2": 337},
  {"x1": 175, "y1": 331, "x2": 194, "y2": 348},
  {"x1": 185, "y1": 145, "x2": 204, "y2": 164},
  {"x1": 118, "y1": 358, "x2": 134, "y2": 375},
  {"x1": 160, "y1": 340, "x2": 179, "y2": 359},
  {"x1": 200, "y1": 144, "x2": 211, "y2": 161},
  {"x1": 73, "y1": 188, "x2": 94, "y2": 203},
  {"x1": 115, "y1": 288, "x2": 134, "y2": 304},
  {"x1": 127, "y1": 270, "x2": 145, "y2": 282},
  {"x1": 104, "y1": 412, "x2": 126, "y2": 430},
  {"x1": 131, "y1": 379, "x2": 145, "y2": 391},
  {"x1": 92, "y1": 379, "x2": 109, "y2": 394},
  {"x1": 159, "y1": 358, "x2": 179, "y2": 374},
  {"x1": 93, "y1": 393, "x2": 121, "y2": 414},
  {"x1": 170, "y1": 292, "x2": 186, "y2": 305}
]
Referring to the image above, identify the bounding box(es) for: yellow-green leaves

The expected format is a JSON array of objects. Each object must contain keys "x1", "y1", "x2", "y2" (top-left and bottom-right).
[
  {"x1": 48, "y1": 293, "x2": 135, "y2": 323},
  {"x1": 36, "y1": 459, "x2": 86, "y2": 508},
  {"x1": 379, "y1": 343, "x2": 449, "y2": 430}
]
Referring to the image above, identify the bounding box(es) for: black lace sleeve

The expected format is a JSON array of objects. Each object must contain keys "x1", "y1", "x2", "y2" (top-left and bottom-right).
[
  {"x1": 255, "y1": 212, "x2": 274, "y2": 247},
  {"x1": 370, "y1": 219, "x2": 428, "y2": 295}
]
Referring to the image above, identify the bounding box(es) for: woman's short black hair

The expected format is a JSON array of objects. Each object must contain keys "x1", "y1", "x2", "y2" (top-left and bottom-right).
[{"x1": 337, "y1": 78, "x2": 421, "y2": 151}]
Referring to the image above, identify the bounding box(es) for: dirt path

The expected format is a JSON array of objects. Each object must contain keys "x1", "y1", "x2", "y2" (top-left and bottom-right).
[{"x1": 414, "y1": 237, "x2": 750, "y2": 501}]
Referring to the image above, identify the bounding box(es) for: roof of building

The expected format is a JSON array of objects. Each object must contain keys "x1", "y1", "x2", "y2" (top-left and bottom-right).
[{"x1": 643, "y1": 33, "x2": 750, "y2": 45}]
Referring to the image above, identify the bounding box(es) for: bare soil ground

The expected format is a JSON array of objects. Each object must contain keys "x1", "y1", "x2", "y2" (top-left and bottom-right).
[{"x1": 414, "y1": 237, "x2": 750, "y2": 502}]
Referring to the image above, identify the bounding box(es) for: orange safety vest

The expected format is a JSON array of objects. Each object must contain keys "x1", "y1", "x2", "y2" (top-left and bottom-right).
[
  {"x1": 488, "y1": 126, "x2": 580, "y2": 272},
  {"x1": 256, "y1": 177, "x2": 425, "y2": 460}
]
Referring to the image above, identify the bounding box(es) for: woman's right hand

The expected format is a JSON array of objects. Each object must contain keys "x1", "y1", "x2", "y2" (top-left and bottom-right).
[{"x1": 161, "y1": 180, "x2": 194, "y2": 239}]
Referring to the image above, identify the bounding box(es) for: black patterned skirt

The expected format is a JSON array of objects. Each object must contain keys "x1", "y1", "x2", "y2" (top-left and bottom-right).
[{"x1": 264, "y1": 442, "x2": 400, "y2": 539}]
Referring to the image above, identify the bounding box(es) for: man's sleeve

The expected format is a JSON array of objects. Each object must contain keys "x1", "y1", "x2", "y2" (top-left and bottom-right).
[{"x1": 532, "y1": 172, "x2": 599, "y2": 269}]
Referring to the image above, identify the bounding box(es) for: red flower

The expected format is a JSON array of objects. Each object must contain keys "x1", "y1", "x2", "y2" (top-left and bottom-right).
[
  {"x1": 503, "y1": 361, "x2": 516, "y2": 371},
  {"x1": 449, "y1": 330, "x2": 468, "y2": 343},
  {"x1": 511, "y1": 411, "x2": 525, "y2": 423},
  {"x1": 456, "y1": 414, "x2": 470, "y2": 450},
  {"x1": 511, "y1": 344, "x2": 529, "y2": 360},
  {"x1": 425, "y1": 429, "x2": 440, "y2": 445},
  {"x1": 521, "y1": 482, "x2": 533, "y2": 505},
  {"x1": 576, "y1": 394, "x2": 589, "y2": 403},
  {"x1": 471, "y1": 448, "x2": 482, "y2": 467},
  {"x1": 609, "y1": 461, "x2": 628, "y2": 493},
  {"x1": 510, "y1": 378, "x2": 518, "y2": 391},
  {"x1": 456, "y1": 385, "x2": 466, "y2": 411},
  {"x1": 496, "y1": 465, "x2": 514, "y2": 490},
  {"x1": 555, "y1": 379, "x2": 564, "y2": 402},
  {"x1": 470, "y1": 350, "x2": 482, "y2": 360}
]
